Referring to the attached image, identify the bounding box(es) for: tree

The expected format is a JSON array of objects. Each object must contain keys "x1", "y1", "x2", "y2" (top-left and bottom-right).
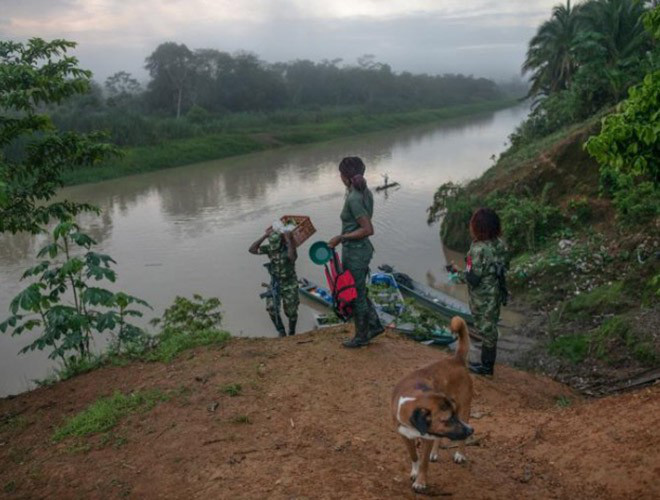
[
  {"x1": 579, "y1": 0, "x2": 650, "y2": 65},
  {"x1": 105, "y1": 71, "x2": 142, "y2": 107},
  {"x1": 190, "y1": 48, "x2": 233, "y2": 112},
  {"x1": 523, "y1": 0, "x2": 584, "y2": 96},
  {"x1": 0, "y1": 38, "x2": 116, "y2": 234},
  {"x1": 145, "y1": 42, "x2": 194, "y2": 118},
  {"x1": 585, "y1": 4, "x2": 660, "y2": 223}
]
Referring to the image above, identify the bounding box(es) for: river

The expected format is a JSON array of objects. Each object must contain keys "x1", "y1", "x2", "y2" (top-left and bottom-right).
[{"x1": 0, "y1": 104, "x2": 529, "y2": 396}]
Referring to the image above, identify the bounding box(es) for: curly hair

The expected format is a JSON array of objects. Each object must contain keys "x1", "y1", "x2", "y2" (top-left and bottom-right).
[{"x1": 469, "y1": 207, "x2": 502, "y2": 242}]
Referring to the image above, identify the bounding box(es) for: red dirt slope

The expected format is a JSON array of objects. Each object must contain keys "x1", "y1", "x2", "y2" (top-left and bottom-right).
[{"x1": 1, "y1": 327, "x2": 658, "y2": 499}]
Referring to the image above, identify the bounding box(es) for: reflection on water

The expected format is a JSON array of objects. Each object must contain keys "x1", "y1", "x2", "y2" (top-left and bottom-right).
[{"x1": 0, "y1": 104, "x2": 529, "y2": 396}]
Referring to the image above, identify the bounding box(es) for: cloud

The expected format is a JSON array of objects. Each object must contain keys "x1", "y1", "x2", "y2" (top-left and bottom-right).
[{"x1": 1, "y1": 0, "x2": 554, "y2": 81}]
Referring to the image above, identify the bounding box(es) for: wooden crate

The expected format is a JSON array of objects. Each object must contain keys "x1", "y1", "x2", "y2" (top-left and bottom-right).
[{"x1": 279, "y1": 215, "x2": 316, "y2": 248}]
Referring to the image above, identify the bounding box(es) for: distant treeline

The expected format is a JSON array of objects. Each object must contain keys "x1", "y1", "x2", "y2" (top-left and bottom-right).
[{"x1": 49, "y1": 43, "x2": 511, "y2": 147}]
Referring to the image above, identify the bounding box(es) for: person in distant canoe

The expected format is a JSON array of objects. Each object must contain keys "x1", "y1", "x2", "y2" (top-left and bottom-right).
[
  {"x1": 448, "y1": 208, "x2": 509, "y2": 375},
  {"x1": 328, "y1": 156, "x2": 384, "y2": 348},
  {"x1": 249, "y1": 228, "x2": 299, "y2": 336}
]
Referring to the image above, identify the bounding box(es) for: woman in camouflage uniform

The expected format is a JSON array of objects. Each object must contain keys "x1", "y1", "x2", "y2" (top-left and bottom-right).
[
  {"x1": 328, "y1": 157, "x2": 384, "y2": 348},
  {"x1": 249, "y1": 229, "x2": 299, "y2": 336},
  {"x1": 449, "y1": 208, "x2": 509, "y2": 375}
]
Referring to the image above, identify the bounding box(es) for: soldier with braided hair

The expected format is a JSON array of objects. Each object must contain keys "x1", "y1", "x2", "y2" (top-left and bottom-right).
[{"x1": 328, "y1": 156, "x2": 384, "y2": 348}]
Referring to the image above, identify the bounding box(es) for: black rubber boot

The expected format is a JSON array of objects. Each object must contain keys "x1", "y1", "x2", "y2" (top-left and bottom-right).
[
  {"x1": 288, "y1": 319, "x2": 297, "y2": 336},
  {"x1": 469, "y1": 345, "x2": 496, "y2": 376},
  {"x1": 366, "y1": 300, "x2": 385, "y2": 340},
  {"x1": 343, "y1": 315, "x2": 370, "y2": 348},
  {"x1": 272, "y1": 313, "x2": 286, "y2": 337}
]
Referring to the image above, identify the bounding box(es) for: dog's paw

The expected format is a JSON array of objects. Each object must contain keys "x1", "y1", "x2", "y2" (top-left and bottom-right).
[
  {"x1": 430, "y1": 452, "x2": 439, "y2": 462},
  {"x1": 409, "y1": 461, "x2": 419, "y2": 480},
  {"x1": 412, "y1": 479, "x2": 427, "y2": 492},
  {"x1": 453, "y1": 451, "x2": 467, "y2": 464}
]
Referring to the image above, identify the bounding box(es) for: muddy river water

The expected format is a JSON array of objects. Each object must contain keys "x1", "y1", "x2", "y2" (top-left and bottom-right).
[{"x1": 0, "y1": 104, "x2": 529, "y2": 396}]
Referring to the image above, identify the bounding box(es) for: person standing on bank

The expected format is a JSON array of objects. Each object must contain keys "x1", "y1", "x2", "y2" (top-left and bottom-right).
[
  {"x1": 249, "y1": 228, "x2": 299, "y2": 336},
  {"x1": 328, "y1": 156, "x2": 385, "y2": 348},
  {"x1": 448, "y1": 208, "x2": 509, "y2": 375}
]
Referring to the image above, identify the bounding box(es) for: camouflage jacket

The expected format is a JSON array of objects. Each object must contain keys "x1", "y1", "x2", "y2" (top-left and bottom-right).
[
  {"x1": 258, "y1": 237, "x2": 297, "y2": 284},
  {"x1": 457, "y1": 238, "x2": 509, "y2": 297}
]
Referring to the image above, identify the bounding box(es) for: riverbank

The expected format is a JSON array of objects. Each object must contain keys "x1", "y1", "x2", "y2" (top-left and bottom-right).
[
  {"x1": 1, "y1": 327, "x2": 658, "y2": 498},
  {"x1": 430, "y1": 114, "x2": 660, "y2": 391},
  {"x1": 61, "y1": 99, "x2": 518, "y2": 186}
]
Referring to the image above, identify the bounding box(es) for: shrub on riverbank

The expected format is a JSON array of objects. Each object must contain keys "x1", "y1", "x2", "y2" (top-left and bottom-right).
[{"x1": 60, "y1": 98, "x2": 518, "y2": 186}]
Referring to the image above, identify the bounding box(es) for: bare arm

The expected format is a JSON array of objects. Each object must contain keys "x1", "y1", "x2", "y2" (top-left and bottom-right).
[
  {"x1": 249, "y1": 229, "x2": 271, "y2": 255},
  {"x1": 328, "y1": 216, "x2": 373, "y2": 249}
]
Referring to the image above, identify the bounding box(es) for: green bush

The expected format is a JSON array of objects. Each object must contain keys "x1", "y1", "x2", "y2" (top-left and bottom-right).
[
  {"x1": 586, "y1": 69, "x2": 659, "y2": 225},
  {"x1": 567, "y1": 196, "x2": 592, "y2": 224},
  {"x1": 490, "y1": 188, "x2": 564, "y2": 254},
  {"x1": 549, "y1": 334, "x2": 589, "y2": 364},
  {"x1": 611, "y1": 180, "x2": 659, "y2": 224},
  {"x1": 186, "y1": 105, "x2": 212, "y2": 124},
  {"x1": 148, "y1": 294, "x2": 230, "y2": 362},
  {"x1": 564, "y1": 282, "x2": 629, "y2": 317},
  {"x1": 591, "y1": 315, "x2": 658, "y2": 366},
  {"x1": 148, "y1": 329, "x2": 230, "y2": 363},
  {"x1": 428, "y1": 182, "x2": 479, "y2": 252},
  {"x1": 151, "y1": 294, "x2": 223, "y2": 332}
]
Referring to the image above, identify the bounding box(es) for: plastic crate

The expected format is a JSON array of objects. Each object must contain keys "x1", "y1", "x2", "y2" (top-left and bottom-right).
[{"x1": 279, "y1": 215, "x2": 316, "y2": 248}]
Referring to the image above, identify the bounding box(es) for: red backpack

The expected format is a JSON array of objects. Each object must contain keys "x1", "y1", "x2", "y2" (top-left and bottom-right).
[{"x1": 324, "y1": 250, "x2": 358, "y2": 320}]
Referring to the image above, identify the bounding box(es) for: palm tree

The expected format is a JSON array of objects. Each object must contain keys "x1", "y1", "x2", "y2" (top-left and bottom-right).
[
  {"x1": 578, "y1": 0, "x2": 651, "y2": 65},
  {"x1": 523, "y1": 0, "x2": 585, "y2": 96}
]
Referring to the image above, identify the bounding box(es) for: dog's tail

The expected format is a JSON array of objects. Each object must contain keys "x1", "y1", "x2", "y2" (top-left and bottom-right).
[{"x1": 450, "y1": 316, "x2": 470, "y2": 366}]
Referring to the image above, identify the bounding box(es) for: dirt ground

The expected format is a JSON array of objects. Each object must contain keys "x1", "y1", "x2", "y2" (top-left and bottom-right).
[{"x1": 1, "y1": 327, "x2": 659, "y2": 499}]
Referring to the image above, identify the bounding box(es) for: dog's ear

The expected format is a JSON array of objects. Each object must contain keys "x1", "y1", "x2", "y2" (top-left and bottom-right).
[{"x1": 410, "y1": 408, "x2": 431, "y2": 435}]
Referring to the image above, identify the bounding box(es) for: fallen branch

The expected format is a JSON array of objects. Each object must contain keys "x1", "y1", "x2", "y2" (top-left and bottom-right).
[
  {"x1": 203, "y1": 437, "x2": 234, "y2": 446},
  {"x1": 583, "y1": 368, "x2": 660, "y2": 396}
]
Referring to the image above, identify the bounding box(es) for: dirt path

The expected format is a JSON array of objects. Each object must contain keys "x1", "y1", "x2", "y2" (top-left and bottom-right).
[{"x1": 1, "y1": 327, "x2": 658, "y2": 499}]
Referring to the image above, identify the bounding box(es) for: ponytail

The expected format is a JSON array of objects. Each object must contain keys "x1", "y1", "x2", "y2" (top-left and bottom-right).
[
  {"x1": 339, "y1": 156, "x2": 368, "y2": 192},
  {"x1": 350, "y1": 174, "x2": 367, "y2": 192}
]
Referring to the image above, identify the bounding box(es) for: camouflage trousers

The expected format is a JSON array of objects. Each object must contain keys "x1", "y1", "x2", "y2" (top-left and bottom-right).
[
  {"x1": 469, "y1": 291, "x2": 501, "y2": 350},
  {"x1": 266, "y1": 279, "x2": 299, "y2": 322}
]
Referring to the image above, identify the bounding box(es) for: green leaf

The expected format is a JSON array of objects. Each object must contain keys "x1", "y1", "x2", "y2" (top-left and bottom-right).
[
  {"x1": 21, "y1": 261, "x2": 50, "y2": 280},
  {"x1": 95, "y1": 311, "x2": 118, "y2": 332},
  {"x1": 70, "y1": 231, "x2": 96, "y2": 248},
  {"x1": 59, "y1": 257, "x2": 84, "y2": 277},
  {"x1": 37, "y1": 243, "x2": 60, "y2": 259},
  {"x1": 11, "y1": 284, "x2": 44, "y2": 314},
  {"x1": 82, "y1": 287, "x2": 115, "y2": 306}
]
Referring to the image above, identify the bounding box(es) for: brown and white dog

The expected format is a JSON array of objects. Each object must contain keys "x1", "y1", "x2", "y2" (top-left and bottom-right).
[{"x1": 390, "y1": 316, "x2": 474, "y2": 492}]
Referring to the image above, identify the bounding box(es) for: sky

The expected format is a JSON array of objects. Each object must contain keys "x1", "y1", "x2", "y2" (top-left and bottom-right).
[{"x1": 0, "y1": 0, "x2": 560, "y2": 83}]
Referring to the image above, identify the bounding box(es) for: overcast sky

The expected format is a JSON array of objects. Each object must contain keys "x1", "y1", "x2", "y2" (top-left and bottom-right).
[{"x1": 1, "y1": 0, "x2": 559, "y2": 83}]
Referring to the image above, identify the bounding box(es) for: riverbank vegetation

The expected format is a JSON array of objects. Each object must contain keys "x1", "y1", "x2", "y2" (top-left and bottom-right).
[
  {"x1": 60, "y1": 99, "x2": 516, "y2": 185},
  {"x1": 429, "y1": 0, "x2": 659, "y2": 388}
]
